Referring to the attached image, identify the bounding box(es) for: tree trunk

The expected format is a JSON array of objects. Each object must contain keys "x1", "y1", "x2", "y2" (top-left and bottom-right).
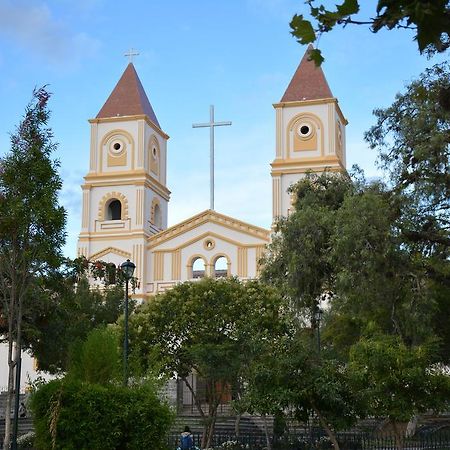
[
  {"x1": 3, "y1": 268, "x2": 17, "y2": 450},
  {"x1": 391, "y1": 420, "x2": 404, "y2": 450},
  {"x1": 312, "y1": 405, "x2": 340, "y2": 450},
  {"x1": 3, "y1": 338, "x2": 15, "y2": 450},
  {"x1": 234, "y1": 413, "x2": 241, "y2": 439},
  {"x1": 262, "y1": 414, "x2": 272, "y2": 450}
]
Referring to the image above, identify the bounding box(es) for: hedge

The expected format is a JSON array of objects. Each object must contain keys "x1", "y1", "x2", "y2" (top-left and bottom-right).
[{"x1": 30, "y1": 379, "x2": 173, "y2": 450}]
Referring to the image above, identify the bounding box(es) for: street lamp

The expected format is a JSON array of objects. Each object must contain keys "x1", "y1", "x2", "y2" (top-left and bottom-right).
[
  {"x1": 314, "y1": 307, "x2": 323, "y2": 353},
  {"x1": 121, "y1": 259, "x2": 135, "y2": 386}
]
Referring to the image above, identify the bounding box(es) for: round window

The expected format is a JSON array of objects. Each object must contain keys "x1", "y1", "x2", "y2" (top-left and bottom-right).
[
  {"x1": 110, "y1": 139, "x2": 125, "y2": 155},
  {"x1": 152, "y1": 147, "x2": 157, "y2": 158},
  {"x1": 203, "y1": 239, "x2": 215, "y2": 250},
  {"x1": 297, "y1": 122, "x2": 313, "y2": 138}
]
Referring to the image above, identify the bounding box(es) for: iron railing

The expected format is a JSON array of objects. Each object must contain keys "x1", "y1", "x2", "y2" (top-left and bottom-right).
[{"x1": 167, "y1": 430, "x2": 450, "y2": 450}]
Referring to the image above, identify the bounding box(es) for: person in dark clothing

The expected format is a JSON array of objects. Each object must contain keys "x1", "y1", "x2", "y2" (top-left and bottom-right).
[{"x1": 180, "y1": 426, "x2": 194, "y2": 450}]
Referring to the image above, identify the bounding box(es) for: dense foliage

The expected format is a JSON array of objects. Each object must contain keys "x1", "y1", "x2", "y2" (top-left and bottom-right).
[
  {"x1": 290, "y1": 0, "x2": 450, "y2": 64},
  {"x1": 30, "y1": 379, "x2": 172, "y2": 450},
  {"x1": 0, "y1": 87, "x2": 66, "y2": 449},
  {"x1": 130, "y1": 277, "x2": 288, "y2": 448}
]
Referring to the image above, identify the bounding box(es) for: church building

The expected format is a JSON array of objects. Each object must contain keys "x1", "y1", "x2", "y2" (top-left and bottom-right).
[
  {"x1": 0, "y1": 45, "x2": 348, "y2": 394},
  {"x1": 76, "y1": 45, "x2": 347, "y2": 298}
]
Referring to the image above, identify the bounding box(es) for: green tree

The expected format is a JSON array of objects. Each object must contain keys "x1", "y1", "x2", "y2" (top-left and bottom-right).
[
  {"x1": 130, "y1": 277, "x2": 287, "y2": 448},
  {"x1": 261, "y1": 171, "x2": 353, "y2": 330},
  {"x1": 0, "y1": 87, "x2": 66, "y2": 449},
  {"x1": 349, "y1": 333, "x2": 450, "y2": 450},
  {"x1": 66, "y1": 326, "x2": 121, "y2": 385},
  {"x1": 365, "y1": 62, "x2": 450, "y2": 360},
  {"x1": 242, "y1": 334, "x2": 363, "y2": 450},
  {"x1": 290, "y1": 0, "x2": 450, "y2": 64},
  {"x1": 27, "y1": 276, "x2": 125, "y2": 373}
]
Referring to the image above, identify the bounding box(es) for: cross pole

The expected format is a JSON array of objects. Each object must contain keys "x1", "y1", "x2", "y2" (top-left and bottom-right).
[
  {"x1": 193, "y1": 105, "x2": 232, "y2": 210},
  {"x1": 124, "y1": 48, "x2": 139, "y2": 63}
]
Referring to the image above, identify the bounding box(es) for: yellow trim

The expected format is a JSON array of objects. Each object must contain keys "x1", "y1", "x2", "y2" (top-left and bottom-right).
[
  {"x1": 273, "y1": 98, "x2": 348, "y2": 125},
  {"x1": 90, "y1": 122, "x2": 98, "y2": 171},
  {"x1": 171, "y1": 250, "x2": 181, "y2": 280},
  {"x1": 132, "y1": 243, "x2": 144, "y2": 287},
  {"x1": 98, "y1": 191, "x2": 129, "y2": 220},
  {"x1": 89, "y1": 246, "x2": 131, "y2": 260},
  {"x1": 148, "y1": 209, "x2": 270, "y2": 248},
  {"x1": 78, "y1": 231, "x2": 152, "y2": 241},
  {"x1": 237, "y1": 247, "x2": 248, "y2": 277},
  {"x1": 271, "y1": 155, "x2": 342, "y2": 167},
  {"x1": 82, "y1": 190, "x2": 89, "y2": 228},
  {"x1": 136, "y1": 189, "x2": 143, "y2": 225},
  {"x1": 276, "y1": 108, "x2": 282, "y2": 158},
  {"x1": 84, "y1": 170, "x2": 170, "y2": 198},
  {"x1": 286, "y1": 112, "x2": 323, "y2": 159},
  {"x1": 149, "y1": 229, "x2": 268, "y2": 253},
  {"x1": 100, "y1": 129, "x2": 135, "y2": 173},
  {"x1": 138, "y1": 120, "x2": 144, "y2": 167},
  {"x1": 153, "y1": 251, "x2": 165, "y2": 280},
  {"x1": 150, "y1": 197, "x2": 162, "y2": 228},
  {"x1": 89, "y1": 114, "x2": 170, "y2": 140},
  {"x1": 271, "y1": 165, "x2": 345, "y2": 175},
  {"x1": 149, "y1": 134, "x2": 160, "y2": 177}
]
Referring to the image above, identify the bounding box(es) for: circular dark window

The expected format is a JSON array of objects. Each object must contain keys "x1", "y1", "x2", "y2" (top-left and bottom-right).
[
  {"x1": 300, "y1": 125, "x2": 310, "y2": 135},
  {"x1": 113, "y1": 143, "x2": 121, "y2": 151}
]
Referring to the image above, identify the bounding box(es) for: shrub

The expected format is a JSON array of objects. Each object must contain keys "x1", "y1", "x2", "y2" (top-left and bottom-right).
[
  {"x1": 30, "y1": 378, "x2": 173, "y2": 450},
  {"x1": 17, "y1": 431, "x2": 35, "y2": 449}
]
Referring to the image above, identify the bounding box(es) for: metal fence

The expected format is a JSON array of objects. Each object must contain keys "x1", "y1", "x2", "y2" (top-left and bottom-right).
[{"x1": 168, "y1": 431, "x2": 450, "y2": 450}]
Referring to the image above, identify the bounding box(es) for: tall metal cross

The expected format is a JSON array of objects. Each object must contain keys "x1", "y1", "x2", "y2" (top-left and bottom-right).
[
  {"x1": 193, "y1": 105, "x2": 232, "y2": 210},
  {"x1": 124, "y1": 48, "x2": 139, "y2": 63}
]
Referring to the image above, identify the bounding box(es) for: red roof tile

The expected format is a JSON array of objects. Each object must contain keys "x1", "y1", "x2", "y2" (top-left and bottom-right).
[
  {"x1": 281, "y1": 45, "x2": 333, "y2": 102},
  {"x1": 96, "y1": 63, "x2": 160, "y2": 128}
]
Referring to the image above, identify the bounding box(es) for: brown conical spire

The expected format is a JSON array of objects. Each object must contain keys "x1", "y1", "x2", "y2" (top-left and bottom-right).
[
  {"x1": 281, "y1": 45, "x2": 333, "y2": 102},
  {"x1": 96, "y1": 63, "x2": 160, "y2": 128}
]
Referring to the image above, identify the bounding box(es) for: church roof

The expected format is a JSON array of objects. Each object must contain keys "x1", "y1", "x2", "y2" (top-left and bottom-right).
[
  {"x1": 148, "y1": 209, "x2": 270, "y2": 249},
  {"x1": 96, "y1": 63, "x2": 161, "y2": 128},
  {"x1": 280, "y1": 44, "x2": 333, "y2": 102}
]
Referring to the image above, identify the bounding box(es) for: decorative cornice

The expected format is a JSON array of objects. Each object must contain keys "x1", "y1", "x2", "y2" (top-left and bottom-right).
[
  {"x1": 89, "y1": 246, "x2": 131, "y2": 260},
  {"x1": 148, "y1": 209, "x2": 270, "y2": 248},
  {"x1": 89, "y1": 114, "x2": 170, "y2": 140}
]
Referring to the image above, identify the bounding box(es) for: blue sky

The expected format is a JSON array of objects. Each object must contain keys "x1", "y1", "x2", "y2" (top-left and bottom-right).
[{"x1": 0, "y1": 0, "x2": 446, "y2": 258}]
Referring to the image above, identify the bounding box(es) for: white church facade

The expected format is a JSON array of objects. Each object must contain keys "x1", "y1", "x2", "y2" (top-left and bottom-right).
[
  {"x1": 0, "y1": 45, "x2": 347, "y2": 391},
  {"x1": 76, "y1": 45, "x2": 347, "y2": 296}
]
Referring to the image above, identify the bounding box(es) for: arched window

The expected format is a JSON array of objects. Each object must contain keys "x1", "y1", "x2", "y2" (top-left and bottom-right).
[
  {"x1": 154, "y1": 204, "x2": 162, "y2": 229},
  {"x1": 192, "y1": 257, "x2": 206, "y2": 279},
  {"x1": 107, "y1": 199, "x2": 122, "y2": 220},
  {"x1": 213, "y1": 256, "x2": 228, "y2": 278}
]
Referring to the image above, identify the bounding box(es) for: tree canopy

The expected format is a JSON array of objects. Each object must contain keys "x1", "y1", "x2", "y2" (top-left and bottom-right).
[
  {"x1": 290, "y1": 0, "x2": 450, "y2": 64},
  {"x1": 0, "y1": 87, "x2": 66, "y2": 449},
  {"x1": 129, "y1": 277, "x2": 288, "y2": 448}
]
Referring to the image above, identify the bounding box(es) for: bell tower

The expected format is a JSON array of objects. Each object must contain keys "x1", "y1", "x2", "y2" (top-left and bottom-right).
[
  {"x1": 77, "y1": 63, "x2": 170, "y2": 296},
  {"x1": 271, "y1": 45, "x2": 347, "y2": 219}
]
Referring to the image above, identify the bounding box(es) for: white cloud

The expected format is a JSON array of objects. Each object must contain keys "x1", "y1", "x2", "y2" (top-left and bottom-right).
[{"x1": 0, "y1": 0, "x2": 101, "y2": 67}]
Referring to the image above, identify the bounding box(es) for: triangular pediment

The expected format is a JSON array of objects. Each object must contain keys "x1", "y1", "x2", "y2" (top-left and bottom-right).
[
  {"x1": 148, "y1": 209, "x2": 270, "y2": 249},
  {"x1": 89, "y1": 247, "x2": 131, "y2": 261}
]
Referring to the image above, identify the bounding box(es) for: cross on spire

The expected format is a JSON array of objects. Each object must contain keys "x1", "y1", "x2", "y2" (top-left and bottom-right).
[
  {"x1": 124, "y1": 48, "x2": 139, "y2": 63},
  {"x1": 193, "y1": 105, "x2": 232, "y2": 210}
]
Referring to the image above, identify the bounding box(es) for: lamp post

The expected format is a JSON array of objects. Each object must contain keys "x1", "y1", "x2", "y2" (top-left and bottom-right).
[
  {"x1": 121, "y1": 259, "x2": 135, "y2": 386},
  {"x1": 314, "y1": 307, "x2": 323, "y2": 353}
]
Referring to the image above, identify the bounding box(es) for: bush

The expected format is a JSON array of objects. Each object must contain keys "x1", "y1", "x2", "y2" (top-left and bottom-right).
[
  {"x1": 17, "y1": 431, "x2": 35, "y2": 449},
  {"x1": 30, "y1": 379, "x2": 173, "y2": 450}
]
